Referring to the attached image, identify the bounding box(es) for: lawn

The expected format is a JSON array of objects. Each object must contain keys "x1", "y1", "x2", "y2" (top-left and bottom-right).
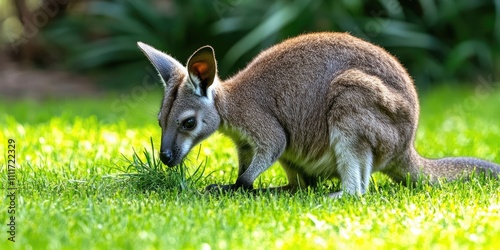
[{"x1": 1, "y1": 85, "x2": 499, "y2": 250}]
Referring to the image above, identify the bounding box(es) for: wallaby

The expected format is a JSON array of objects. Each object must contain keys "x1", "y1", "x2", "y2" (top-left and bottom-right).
[{"x1": 137, "y1": 32, "x2": 500, "y2": 197}]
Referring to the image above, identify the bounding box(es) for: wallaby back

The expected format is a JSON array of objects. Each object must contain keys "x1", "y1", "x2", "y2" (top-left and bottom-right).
[{"x1": 138, "y1": 32, "x2": 500, "y2": 197}]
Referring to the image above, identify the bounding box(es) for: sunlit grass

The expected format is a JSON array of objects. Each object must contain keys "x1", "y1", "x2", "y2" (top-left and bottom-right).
[{"x1": 0, "y1": 86, "x2": 499, "y2": 249}]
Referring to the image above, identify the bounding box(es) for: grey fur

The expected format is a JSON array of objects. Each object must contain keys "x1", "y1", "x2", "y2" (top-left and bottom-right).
[{"x1": 138, "y1": 32, "x2": 500, "y2": 196}]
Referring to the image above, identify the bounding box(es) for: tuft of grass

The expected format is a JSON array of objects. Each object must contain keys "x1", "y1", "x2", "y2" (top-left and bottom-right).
[{"x1": 116, "y1": 138, "x2": 206, "y2": 192}]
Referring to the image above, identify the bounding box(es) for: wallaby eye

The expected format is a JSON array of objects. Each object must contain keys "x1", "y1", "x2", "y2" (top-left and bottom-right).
[{"x1": 182, "y1": 117, "x2": 197, "y2": 130}]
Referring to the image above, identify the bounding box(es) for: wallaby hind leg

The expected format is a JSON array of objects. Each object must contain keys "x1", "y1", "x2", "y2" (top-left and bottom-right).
[
  {"x1": 329, "y1": 132, "x2": 373, "y2": 197},
  {"x1": 327, "y1": 69, "x2": 403, "y2": 197}
]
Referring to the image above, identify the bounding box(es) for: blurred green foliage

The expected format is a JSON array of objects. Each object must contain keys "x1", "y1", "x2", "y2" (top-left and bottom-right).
[{"x1": 40, "y1": 0, "x2": 500, "y2": 88}]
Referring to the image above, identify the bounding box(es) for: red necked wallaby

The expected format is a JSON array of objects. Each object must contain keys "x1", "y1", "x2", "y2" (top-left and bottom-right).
[{"x1": 137, "y1": 32, "x2": 500, "y2": 197}]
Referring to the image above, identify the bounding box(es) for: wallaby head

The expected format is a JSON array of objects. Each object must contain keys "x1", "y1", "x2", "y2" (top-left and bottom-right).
[{"x1": 137, "y1": 42, "x2": 220, "y2": 167}]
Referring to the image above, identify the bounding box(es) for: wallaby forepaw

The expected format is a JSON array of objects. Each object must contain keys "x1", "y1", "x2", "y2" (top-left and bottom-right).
[{"x1": 205, "y1": 184, "x2": 243, "y2": 194}]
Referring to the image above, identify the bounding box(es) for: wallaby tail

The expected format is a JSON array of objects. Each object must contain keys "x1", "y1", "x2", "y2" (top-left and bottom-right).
[{"x1": 392, "y1": 149, "x2": 500, "y2": 183}]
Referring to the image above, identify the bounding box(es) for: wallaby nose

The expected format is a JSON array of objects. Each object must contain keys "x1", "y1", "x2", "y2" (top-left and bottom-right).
[{"x1": 159, "y1": 149, "x2": 173, "y2": 165}]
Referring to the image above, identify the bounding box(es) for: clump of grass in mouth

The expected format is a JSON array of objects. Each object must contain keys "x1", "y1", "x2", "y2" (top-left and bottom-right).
[{"x1": 118, "y1": 138, "x2": 206, "y2": 192}]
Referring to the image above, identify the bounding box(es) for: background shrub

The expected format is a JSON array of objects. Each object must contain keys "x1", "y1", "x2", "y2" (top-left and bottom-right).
[{"x1": 3, "y1": 0, "x2": 499, "y2": 89}]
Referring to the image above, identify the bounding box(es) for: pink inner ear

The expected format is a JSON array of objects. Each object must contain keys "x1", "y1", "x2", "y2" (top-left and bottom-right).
[{"x1": 191, "y1": 62, "x2": 208, "y2": 76}]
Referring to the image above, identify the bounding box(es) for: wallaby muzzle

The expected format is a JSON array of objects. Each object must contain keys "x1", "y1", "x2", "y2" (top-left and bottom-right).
[
  {"x1": 159, "y1": 132, "x2": 181, "y2": 167},
  {"x1": 159, "y1": 149, "x2": 173, "y2": 166}
]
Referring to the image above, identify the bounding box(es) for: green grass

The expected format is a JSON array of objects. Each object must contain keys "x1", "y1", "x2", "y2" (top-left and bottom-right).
[{"x1": 1, "y1": 86, "x2": 500, "y2": 250}]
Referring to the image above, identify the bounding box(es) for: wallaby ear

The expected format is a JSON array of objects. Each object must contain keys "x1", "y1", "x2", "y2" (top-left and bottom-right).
[
  {"x1": 187, "y1": 46, "x2": 217, "y2": 96},
  {"x1": 137, "y1": 42, "x2": 184, "y2": 86}
]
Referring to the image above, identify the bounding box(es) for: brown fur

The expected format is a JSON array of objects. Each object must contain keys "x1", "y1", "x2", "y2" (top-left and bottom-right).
[{"x1": 138, "y1": 32, "x2": 500, "y2": 197}]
